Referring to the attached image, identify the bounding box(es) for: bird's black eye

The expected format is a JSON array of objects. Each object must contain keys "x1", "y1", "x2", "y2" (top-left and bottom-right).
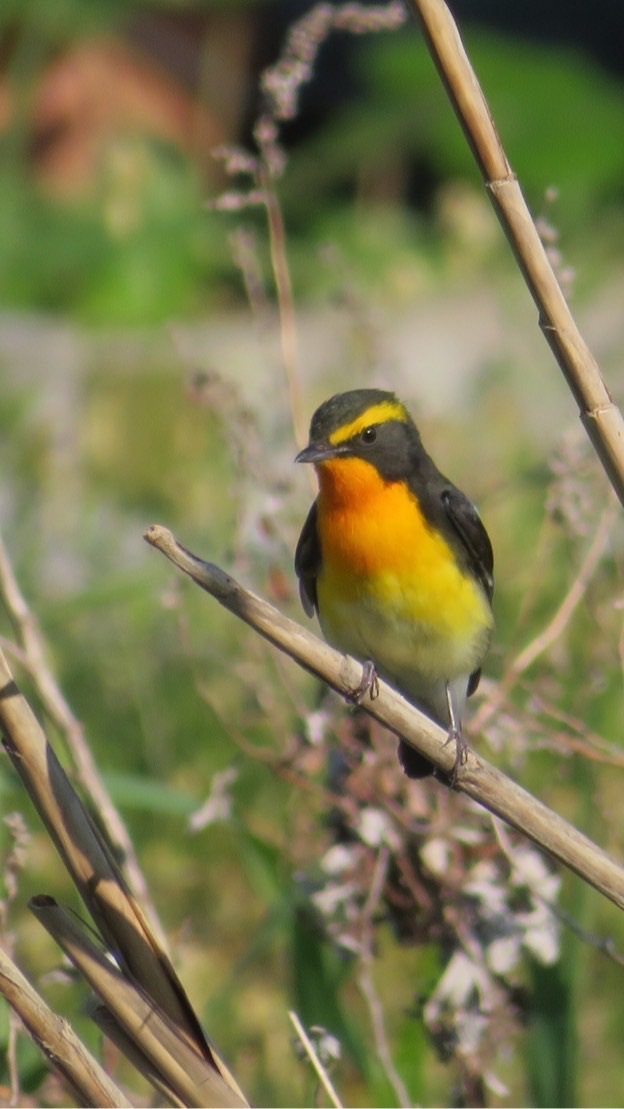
[{"x1": 360, "y1": 426, "x2": 377, "y2": 445}]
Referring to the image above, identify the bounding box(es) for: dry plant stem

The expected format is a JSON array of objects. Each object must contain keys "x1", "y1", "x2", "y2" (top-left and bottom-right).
[
  {"x1": 31, "y1": 897, "x2": 247, "y2": 1109},
  {"x1": 0, "y1": 533, "x2": 165, "y2": 946},
  {"x1": 288, "y1": 1010, "x2": 343, "y2": 1109},
  {"x1": 0, "y1": 943, "x2": 127, "y2": 1108},
  {"x1": 8, "y1": 1007, "x2": 19, "y2": 1106},
  {"x1": 404, "y1": 0, "x2": 624, "y2": 507},
  {"x1": 511, "y1": 504, "x2": 615, "y2": 673},
  {"x1": 472, "y1": 500, "x2": 617, "y2": 733},
  {"x1": 0, "y1": 647, "x2": 191, "y2": 1027},
  {"x1": 0, "y1": 646, "x2": 247, "y2": 1107},
  {"x1": 145, "y1": 524, "x2": 624, "y2": 913},
  {"x1": 260, "y1": 165, "x2": 308, "y2": 452},
  {"x1": 357, "y1": 847, "x2": 411, "y2": 1109},
  {"x1": 92, "y1": 1007, "x2": 187, "y2": 1109}
]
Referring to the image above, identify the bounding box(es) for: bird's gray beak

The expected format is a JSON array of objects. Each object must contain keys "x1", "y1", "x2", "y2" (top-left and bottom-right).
[{"x1": 295, "y1": 442, "x2": 349, "y2": 464}]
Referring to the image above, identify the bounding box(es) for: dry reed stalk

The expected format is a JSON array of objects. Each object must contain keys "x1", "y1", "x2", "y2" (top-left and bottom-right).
[
  {"x1": 145, "y1": 524, "x2": 624, "y2": 914},
  {"x1": 0, "y1": 646, "x2": 248, "y2": 1107},
  {"x1": 0, "y1": 531, "x2": 166, "y2": 945},
  {"x1": 403, "y1": 0, "x2": 624, "y2": 507},
  {"x1": 31, "y1": 897, "x2": 246, "y2": 1109},
  {"x1": 0, "y1": 944, "x2": 127, "y2": 1107}
]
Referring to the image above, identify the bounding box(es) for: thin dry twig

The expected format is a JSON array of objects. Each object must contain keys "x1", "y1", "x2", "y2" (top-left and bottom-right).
[
  {"x1": 288, "y1": 1010, "x2": 343, "y2": 1109},
  {"x1": 211, "y1": 2, "x2": 406, "y2": 460},
  {"x1": 403, "y1": 0, "x2": 624, "y2": 507},
  {"x1": 0, "y1": 531, "x2": 165, "y2": 944},
  {"x1": 510, "y1": 504, "x2": 616, "y2": 672},
  {"x1": 145, "y1": 525, "x2": 624, "y2": 914},
  {"x1": 260, "y1": 1, "x2": 406, "y2": 124},
  {"x1": 259, "y1": 157, "x2": 308, "y2": 452},
  {"x1": 1, "y1": 811, "x2": 30, "y2": 1107},
  {"x1": 357, "y1": 846, "x2": 411, "y2": 1109},
  {"x1": 532, "y1": 695, "x2": 624, "y2": 768},
  {"x1": 472, "y1": 498, "x2": 618, "y2": 733}
]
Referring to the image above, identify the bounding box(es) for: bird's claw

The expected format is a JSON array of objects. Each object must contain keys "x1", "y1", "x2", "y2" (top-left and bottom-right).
[
  {"x1": 443, "y1": 725, "x2": 469, "y2": 786},
  {"x1": 345, "y1": 659, "x2": 379, "y2": 704}
]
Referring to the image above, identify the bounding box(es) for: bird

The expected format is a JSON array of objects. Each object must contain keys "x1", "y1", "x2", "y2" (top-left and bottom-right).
[{"x1": 294, "y1": 388, "x2": 494, "y2": 780}]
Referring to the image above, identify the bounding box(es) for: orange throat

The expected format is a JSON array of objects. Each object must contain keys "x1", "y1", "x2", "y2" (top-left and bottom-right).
[
  {"x1": 314, "y1": 456, "x2": 493, "y2": 681},
  {"x1": 316, "y1": 457, "x2": 430, "y2": 580}
]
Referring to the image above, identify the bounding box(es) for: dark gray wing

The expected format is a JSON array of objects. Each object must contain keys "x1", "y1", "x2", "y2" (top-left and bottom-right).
[
  {"x1": 294, "y1": 499, "x2": 321, "y2": 618},
  {"x1": 441, "y1": 487, "x2": 494, "y2": 603},
  {"x1": 441, "y1": 486, "x2": 494, "y2": 699}
]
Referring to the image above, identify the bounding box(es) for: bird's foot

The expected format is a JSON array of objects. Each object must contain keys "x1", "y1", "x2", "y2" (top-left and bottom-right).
[
  {"x1": 442, "y1": 725, "x2": 469, "y2": 786},
  {"x1": 345, "y1": 659, "x2": 380, "y2": 704}
]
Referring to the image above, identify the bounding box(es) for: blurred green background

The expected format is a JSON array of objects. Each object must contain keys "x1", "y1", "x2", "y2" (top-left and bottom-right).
[{"x1": 1, "y1": 1, "x2": 624, "y2": 1106}]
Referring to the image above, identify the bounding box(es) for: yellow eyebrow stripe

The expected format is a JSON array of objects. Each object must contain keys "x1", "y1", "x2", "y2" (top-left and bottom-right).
[{"x1": 328, "y1": 401, "x2": 408, "y2": 446}]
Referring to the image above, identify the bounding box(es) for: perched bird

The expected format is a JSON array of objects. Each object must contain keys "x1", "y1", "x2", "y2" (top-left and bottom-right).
[{"x1": 294, "y1": 388, "x2": 494, "y2": 779}]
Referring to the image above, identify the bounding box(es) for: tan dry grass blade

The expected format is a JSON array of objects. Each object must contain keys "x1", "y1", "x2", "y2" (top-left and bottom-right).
[
  {"x1": 31, "y1": 897, "x2": 247, "y2": 1109},
  {"x1": 0, "y1": 944, "x2": 128, "y2": 1108},
  {"x1": 0, "y1": 529, "x2": 167, "y2": 947},
  {"x1": 404, "y1": 0, "x2": 624, "y2": 507},
  {"x1": 145, "y1": 524, "x2": 624, "y2": 913},
  {"x1": 92, "y1": 1007, "x2": 188, "y2": 1108},
  {"x1": 0, "y1": 650, "x2": 197, "y2": 1033},
  {"x1": 0, "y1": 647, "x2": 248, "y2": 1107}
]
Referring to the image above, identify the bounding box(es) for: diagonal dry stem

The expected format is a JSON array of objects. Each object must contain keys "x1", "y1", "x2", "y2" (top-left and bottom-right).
[
  {"x1": 0, "y1": 649, "x2": 196, "y2": 1035},
  {"x1": 31, "y1": 897, "x2": 247, "y2": 1109},
  {"x1": 0, "y1": 943, "x2": 127, "y2": 1108},
  {"x1": 0, "y1": 531, "x2": 165, "y2": 943},
  {"x1": 145, "y1": 525, "x2": 624, "y2": 913},
  {"x1": 92, "y1": 1006, "x2": 188, "y2": 1108},
  {"x1": 0, "y1": 643, "x2": 248, "y2": 1107},
  {"x1": 288, "y1": 1010, "x2": 343, "y2": 1109},
  {"x1": 403, "y1": 0, "x2": 624, "y2": 507}
]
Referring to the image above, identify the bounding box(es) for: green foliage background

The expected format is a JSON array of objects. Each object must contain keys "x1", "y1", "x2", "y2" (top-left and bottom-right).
[{"x1": 1, "y1": 2, "x2": 624, "y2": 1106}]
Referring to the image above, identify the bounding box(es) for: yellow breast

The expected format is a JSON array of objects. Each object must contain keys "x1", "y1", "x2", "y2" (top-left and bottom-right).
[{"x1": 315, "y1": 458, "x2": 492, "y2": 683}]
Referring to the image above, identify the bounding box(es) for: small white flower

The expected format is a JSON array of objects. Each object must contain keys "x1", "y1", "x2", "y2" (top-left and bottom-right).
[
  {"x1": 456, "y1": 1010, "x2": 488, "y2": 1055},
  {"x1": 320, "y1": 844, "x2": 355, "y2": 875},
  {"x1": 188, "y1": 767, "x2": 238, "y2": 832},
  {"x1": 305, "y1": 709, "x2": 331, "y2": 747},
  {"x1": 512, "y1": 847, "x2": 561, "y2": 902},
  {"x1": 484, "y1": 1070, "x2": 510, "y2": 1098},
  {"x1": 308, "y1": 1027, "x2": 342, "y2": 1065},
  {"x1": 486, "y1": 934, "x2": 522, "y2": 976},
  {"x1": 518, "y1": 906, "x2": 560, "y2": 965},
  {"x1": 420, "y1": 837, "x2": 451, "y2": 876},
  {"x1": 311, "y1": 880, "x2": 358, "y2": 917},
  {"x1": 453, "y1": 824, "x2": 487, "y2": 846},
  {"x1": 357, "y1": 807, "x2": 401, "y2": 850},
  {"x1": 424, "y1": 950, "x2": 492, "y2": 1022}
]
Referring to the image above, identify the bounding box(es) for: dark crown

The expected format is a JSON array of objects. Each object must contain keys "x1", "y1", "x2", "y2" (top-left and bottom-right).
[{"x1": 309, "y1": 388, "x2": 404, "y2": 440}]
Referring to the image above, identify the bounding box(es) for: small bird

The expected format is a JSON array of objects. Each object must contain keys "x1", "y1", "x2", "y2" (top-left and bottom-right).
[{"x1": 294, "y1": 388, "x2": 494, "y2": 780}]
